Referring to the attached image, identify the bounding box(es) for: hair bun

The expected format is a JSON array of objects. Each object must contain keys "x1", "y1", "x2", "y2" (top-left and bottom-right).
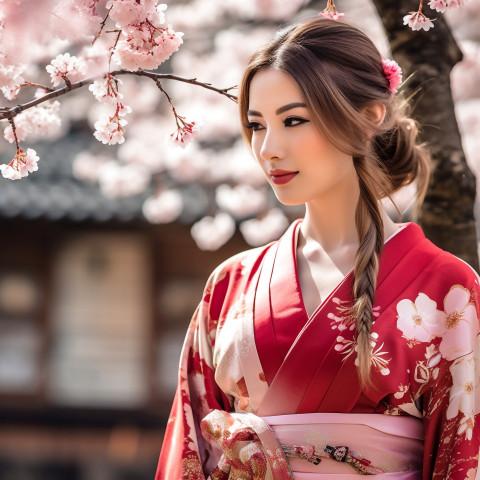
[{"x1": 373, "y1": 113, "x2": 430, "y2": 204}]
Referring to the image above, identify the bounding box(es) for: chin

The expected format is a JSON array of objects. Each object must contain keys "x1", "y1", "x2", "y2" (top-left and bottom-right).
[{"x1": 273, "y1": 192, "x2": 306, "y2": 207}]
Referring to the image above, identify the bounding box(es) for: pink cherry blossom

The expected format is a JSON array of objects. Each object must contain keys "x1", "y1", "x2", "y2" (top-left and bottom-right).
[
  {"x1": 447, "y1": 0, "x2": 464, "y2": 7},
  {"x1": 107, "y1": 0, "x2": 166, "y2": 29},
  {"x1": 0, "y1": 58, "x2": 24, "y2": 91},
  {"x1": 51, "y1": 0, "x2": 103, "y2": 41},
  {"x1": 118, "y1": 103, "x2": 132, "y2": 117},
  {"x1": 93, "y1": 114, "x2": 127, "y2": 145},
  {"x1": 0, "y1": 148, "x2": 39, "y2": 180},
  {"x1": 122, "y1": 23, "x2": 153, "y2": 48},
  {"x1": 215, "y1": 184, "x2": 268, "y2": 219},
  {"x1": 396, "y1": 293, "x2": 445, "y2": 342},
  {"x1": 382, "y1": 58, "x2": 402, "y2": 94},
  {"x1": 164, "y1": 144, "x2": 210, "y2": 182},
  {"x1": 403, "y1": 12, "x2": 435, "y2": 31},
  {"x1": 4, "y1": 101, "x2": 62, "y2": 143},
  {"x1": 46, "y1": 53, "x2": 86, "y2": 87},
  {"x1": 169, "y1": 119, "x2": 201, "y2": 148},
  {"x1": 451, "y1": 42, "x2": 480, "y2": 101},
  {"x1": 428, "y1": 0, "x2": 448, "y2": 13},
  {"x1": 142, "y1": 190, "x2": 183, "y2": 223},
  {"x1": 118, "y1": 136, "x2": 166, "y2": 171},
  {"x1": 98, "y1": 162, "x2": 151, "y2": 198},
  {"x1": 239, "y1": 208, "x2": 289, "y2": 247},
  {"x1": 1, "y1": 83, "x2": 22, "y2": 100},
  {"x1": 72, "y1": 152, "x2": 111, "y2": 184},
  {"x1": 0, "y1": 164, "x2": 22, "y2": 180},
  {"x1": 114, "y1": 26, "x2": 183, "y2": 71},
  {"x1": 4, "y1": 121, "x2": 28, "y2": 144},
  {"x1": 149, "y1": 3, "x2": 169, "y2": 27},
  {"x1": 155, "y1": 26, "x2": 184, "y2": 61},
  {"x1": 437, "y1": 285, "x2": 479, "y2": 361},
  {"x1": 80, "y1": 35, "x2": 116, "y2": 78},
  {"x1": 89, "y1": 75, "x2": 124, "y2": 105},
  {"x1": 191, "y1": 212, "x2": 236, "y2": 251}
]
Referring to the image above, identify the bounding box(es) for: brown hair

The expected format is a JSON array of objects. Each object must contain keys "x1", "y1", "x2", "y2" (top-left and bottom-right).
[{"x1": 238, "y1": 17, "x2": 430, "y2": 388}]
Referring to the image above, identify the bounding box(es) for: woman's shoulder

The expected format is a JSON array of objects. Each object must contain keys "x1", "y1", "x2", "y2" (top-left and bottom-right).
[
  {"x1": 199, "y1": 243, "x2": 276, "y2": 321},
  {"x1": 422, "y1": 236, "x2": 479, "y2": 287},
  {"x1": 207, "y1": 242, "x2": 275, "y2": 287}
]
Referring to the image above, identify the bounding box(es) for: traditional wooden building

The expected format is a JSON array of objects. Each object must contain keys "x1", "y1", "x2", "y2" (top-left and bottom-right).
[{"x1": 0, "y1": 132, "x2": 250, "y2": 479}]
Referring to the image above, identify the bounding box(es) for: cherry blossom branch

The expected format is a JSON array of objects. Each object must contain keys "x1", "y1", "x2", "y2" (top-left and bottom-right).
[
  {"x1": 129, "y1": 70, "x2": 238, "y2": 102},
  {"x1": 151, "y1": 76, "x2": 202, "y2": 146},
  {"x1": 0, "y1": 71, "x2": 238, "y2": 121},
  {"x1": 8, "y1": 117, "x2": 19, "y2": 149},
  {"x1": 22, "y1": 81, "x2": 55, "y2": 92},
  {"x1": 152, "y1": 77, "x2": 178, "y2": 118},
  {"x1": 92, "y1": 7, "x2": 111, "y2": 46},
  {"x1": 108, "y1": 30, "x2": 122, "y2": 71}
]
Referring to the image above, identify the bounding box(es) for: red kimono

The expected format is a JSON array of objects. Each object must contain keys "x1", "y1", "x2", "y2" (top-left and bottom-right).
[{"x1": 155, "y1": 221, "x2": 480, "y2": 479}]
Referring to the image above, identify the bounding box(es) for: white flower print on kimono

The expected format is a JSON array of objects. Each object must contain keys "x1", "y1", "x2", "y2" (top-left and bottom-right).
[
  {"x1": 437, "y1": 286, "x2": 477, "y2": 361},
  {"x1": 396, "y1": 293, "x2": 444, "y2": 342},
  {"x1": 447, "y1": 357, "x2": 476, "y2": 439}
]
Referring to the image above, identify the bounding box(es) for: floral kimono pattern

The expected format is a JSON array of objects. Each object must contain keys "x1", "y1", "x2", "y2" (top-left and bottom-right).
[{"x1": 155, "y1": 221, "x2": 480, "y2": 480}]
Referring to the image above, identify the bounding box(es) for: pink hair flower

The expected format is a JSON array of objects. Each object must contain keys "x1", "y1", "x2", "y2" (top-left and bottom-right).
[
  {"x1": 319, "y1": 10, "x2": 344, "y2": 20},
  {"x1": 382, "y1": 58, "x2": 402, "y2": 94}
]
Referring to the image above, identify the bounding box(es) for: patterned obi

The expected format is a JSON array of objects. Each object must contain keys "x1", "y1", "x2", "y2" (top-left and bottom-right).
[
  {"x1": 201, "y1": 411, "x2": 424, "y2": 480},
  {"x1": 265, "y1": 413, "x2": 423, "y2": 479}
]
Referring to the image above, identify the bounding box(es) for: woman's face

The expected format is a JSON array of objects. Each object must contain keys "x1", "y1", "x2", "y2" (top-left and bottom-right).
[{"x1": 246, "y1": 67, "x2": 358, "y2": 207}]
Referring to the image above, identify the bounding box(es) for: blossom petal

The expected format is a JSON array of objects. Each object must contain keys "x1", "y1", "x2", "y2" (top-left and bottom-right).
[
  {"x1": 462, "y1": 304, "x2": 478, "y2": 328},
  {"x1": 439, "y1": 321, "x2": 476, "y2": 360},
  {"x1": 444, "y1": 285, "x2": 470, "y2": 313},
  {"x1": 446, "y1": 394, "x2": 462, "y2": 419},
  {"x1": 415, "y1": 293, "x2": 438, "y2": 313},
  {"x1": 396, "y1": 298, "x2": 416, "y2": 318}
]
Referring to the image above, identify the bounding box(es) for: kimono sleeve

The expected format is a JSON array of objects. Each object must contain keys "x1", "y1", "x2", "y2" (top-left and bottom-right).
[
  {"x1": 154, "y1": 267, "x2": 233, "y2": 480},
  {"x1": 422, "y1": 271, "x2": 480, "y2": 480}
]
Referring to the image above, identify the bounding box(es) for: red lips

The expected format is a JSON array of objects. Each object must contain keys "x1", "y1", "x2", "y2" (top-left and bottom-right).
[{"x1": 269, "y1": 169, "x2": 299, "y2": 185}]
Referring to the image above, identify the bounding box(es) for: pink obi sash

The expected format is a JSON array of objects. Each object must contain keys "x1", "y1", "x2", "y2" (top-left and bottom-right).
[
  {"x1": 201, "y1": 411, "x2": 423, "y2": 479},
  {"x1": 265, "y1": 413, "x2": 423, "y2": 479}
]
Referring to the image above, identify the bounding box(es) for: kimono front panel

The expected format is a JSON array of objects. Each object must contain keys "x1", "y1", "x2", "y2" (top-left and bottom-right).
[{"x1": 155, "y1": 221, "x2": 480, "y2": 480}]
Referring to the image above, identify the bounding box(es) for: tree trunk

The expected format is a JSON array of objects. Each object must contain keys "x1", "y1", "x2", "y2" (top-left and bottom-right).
[{"x1": 370, "y1": 0, "x2": 479, "y2": 271}]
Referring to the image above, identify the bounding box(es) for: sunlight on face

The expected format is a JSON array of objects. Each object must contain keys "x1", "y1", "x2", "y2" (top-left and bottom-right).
[{"x1": 246, "y1": 68, "x2": 358, "y2": 207}]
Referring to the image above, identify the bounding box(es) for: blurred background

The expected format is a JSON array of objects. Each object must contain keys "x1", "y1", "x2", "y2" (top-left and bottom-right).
[{"x1": 0, "y1": 0, "x2": 478, "y2": 478}]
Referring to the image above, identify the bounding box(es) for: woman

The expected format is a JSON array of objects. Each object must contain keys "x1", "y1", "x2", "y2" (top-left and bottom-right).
[{"x1": 155, "y1": 18, "x2": 479, "y2": 480}]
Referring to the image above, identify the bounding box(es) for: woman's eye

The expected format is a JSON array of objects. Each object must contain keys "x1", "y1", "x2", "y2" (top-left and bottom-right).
[
  {"x1": 284, "y1": 116, "x2": 308, "y2": 127},
  {"x1": 244, "y1": 121, "x2": 264, "y2": 131}
]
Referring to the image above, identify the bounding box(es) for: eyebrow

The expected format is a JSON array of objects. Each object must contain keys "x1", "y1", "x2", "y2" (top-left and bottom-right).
[{"x1": 247, "y1": 102, "x2": 307, "y2": 117}]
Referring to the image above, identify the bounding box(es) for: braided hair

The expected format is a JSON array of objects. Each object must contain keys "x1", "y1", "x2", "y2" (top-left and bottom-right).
[{"x1": 238, "y1": 18, "x2": 430, "y2": 387}]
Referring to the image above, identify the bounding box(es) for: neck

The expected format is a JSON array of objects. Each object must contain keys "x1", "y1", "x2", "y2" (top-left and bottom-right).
[{"x1": 301, "y1": 178, "x2": 360, "y2": 254}]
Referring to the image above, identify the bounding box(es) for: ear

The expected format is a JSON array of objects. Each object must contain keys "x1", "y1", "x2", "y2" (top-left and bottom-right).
[{"x1": 363, "y1": 103, "x2": 386, "y2": 126}]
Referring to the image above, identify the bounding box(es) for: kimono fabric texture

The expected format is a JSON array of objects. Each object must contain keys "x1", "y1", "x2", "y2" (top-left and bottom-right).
[{"x1": 155, "y1": 220, "x2": 480, "y2": 480}]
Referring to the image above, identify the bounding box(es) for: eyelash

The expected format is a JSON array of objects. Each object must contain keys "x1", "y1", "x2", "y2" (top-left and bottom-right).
[{"x1": 243, "y1": 116, "x2": 308, "y2": 131}]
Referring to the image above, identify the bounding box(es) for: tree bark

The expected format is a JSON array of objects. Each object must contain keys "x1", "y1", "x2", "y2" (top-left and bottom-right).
[{"x1": 370, "y1": 0, "x2": 479, "y2": 271}]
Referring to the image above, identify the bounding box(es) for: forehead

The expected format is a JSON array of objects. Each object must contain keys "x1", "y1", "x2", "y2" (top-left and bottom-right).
[{"x1": 248, "y1": 68, "x2": 305, "y2": 111}]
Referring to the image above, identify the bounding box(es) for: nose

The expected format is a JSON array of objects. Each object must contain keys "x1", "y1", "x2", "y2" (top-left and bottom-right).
[{"x1": 259, "y1": 127, "x2": 285, "y2": 162}]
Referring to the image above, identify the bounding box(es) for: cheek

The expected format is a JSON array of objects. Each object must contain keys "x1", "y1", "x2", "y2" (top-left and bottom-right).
[
  {"x1": 250, "y1": 136, "x2": 264, "y2": 164},
  {"x1": 299, "y1": 132, "x2": 329, "y2": 156}
]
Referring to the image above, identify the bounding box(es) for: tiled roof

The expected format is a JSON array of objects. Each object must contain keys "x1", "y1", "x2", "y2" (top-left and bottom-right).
[{"x1": 0, "y1": 131, "x2": 207, "y2": 223}]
